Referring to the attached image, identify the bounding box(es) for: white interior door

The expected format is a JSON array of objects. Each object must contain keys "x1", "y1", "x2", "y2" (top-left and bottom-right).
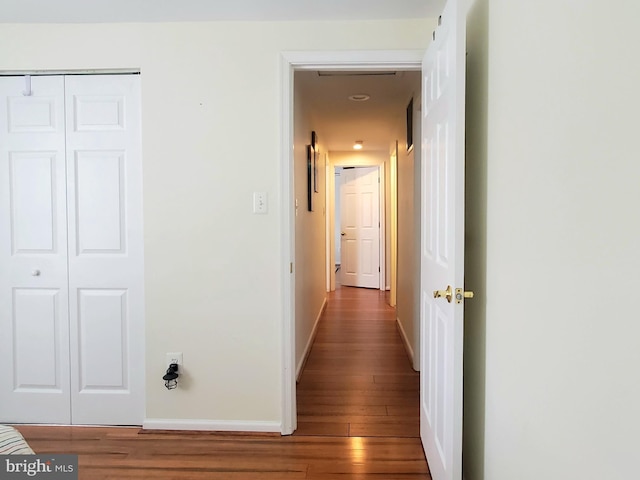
[
  {"x1": 0, "y1": 74, "x2": 144, "y2": 426},
  {"x1": 340, "y1": 166, "x2": 380, "y2": 288},
  {"x1": 0, "y1": 76, "x2": 71, "y2": 423},
  {"x1": 65, "y1": 75, "x2": 144, "y2": 425},
  {"x1": 419, "y1": 0, "x2": 466, "y2": 479}
]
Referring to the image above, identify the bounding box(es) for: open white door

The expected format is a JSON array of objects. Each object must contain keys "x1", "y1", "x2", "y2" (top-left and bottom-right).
[
  {"x1": 419, "y1": 0, "x2": 467, "y2": 479},
  {"x1": 340, "y1": 166, "x2": 380, "y2": 289}
]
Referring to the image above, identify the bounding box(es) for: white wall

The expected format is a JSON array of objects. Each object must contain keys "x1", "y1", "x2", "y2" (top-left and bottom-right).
[
  {"x1": 463, "y1": 0, "x2": 488, "y2": 476},
  {"x1": 0, "y1": 19, "x2": 430, "y2": 428},
  {"x1": 396, "y1": 141, "x2": 417, "y2": 364},
  {"x1": 330, "y1": 151, "x2": 389, "y2": 168},
  {"x1": 294, "y1": 74, "x2": 327, "y2": 376},
  {"x1": 396, "y1": 90, "x2": 421, "y2": 370},
  {"x1": 389, "y1": 145, "x2": 399, "y2": 306},
  {"x1": 334, "y1": 168, "x2": 342, "y2": 265},
  {"x1": 465, "y1": 0, "x2": 640, "y2": 478},
  {"x1": 384, "y1": 155, "x2": 392, "y2": 290}
]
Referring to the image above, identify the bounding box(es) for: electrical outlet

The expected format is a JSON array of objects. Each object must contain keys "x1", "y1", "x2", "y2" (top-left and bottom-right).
[{"x1": 166, "y1": 352, "x2": 183, "y2": 370}]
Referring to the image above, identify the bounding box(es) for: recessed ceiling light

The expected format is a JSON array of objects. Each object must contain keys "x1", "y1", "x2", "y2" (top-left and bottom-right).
[
  {"x1": 353, "y1": 140, "x2": 364, "y2": 150},
  {"x1": 348, "y1": 94, "x2": 371, "y2": 102}
]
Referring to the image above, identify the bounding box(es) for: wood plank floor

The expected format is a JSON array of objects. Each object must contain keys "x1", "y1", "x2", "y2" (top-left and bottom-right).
[
  {"x1": 13, "y1": 286, "x2": 429, "y2": 479},
  {"x1": 295, "y1": 286, "x2": 420, "y2": 439}
]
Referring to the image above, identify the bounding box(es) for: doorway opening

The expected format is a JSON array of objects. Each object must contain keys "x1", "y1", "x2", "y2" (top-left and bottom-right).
[
  {"x1": 280, "y1": 51, "x2": 423, "y2": 436},
  {"x1": 331, "y1": 164, "x2": 384, "y2": 291}
]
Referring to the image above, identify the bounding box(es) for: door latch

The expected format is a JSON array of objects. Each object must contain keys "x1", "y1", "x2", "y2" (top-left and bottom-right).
[{"x1": 455, "y1": 288, "x2": 474, "y2": 304}]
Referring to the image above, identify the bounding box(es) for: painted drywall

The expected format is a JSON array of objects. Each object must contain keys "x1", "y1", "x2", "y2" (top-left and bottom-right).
[
  {"x1": 0, "y1": 19, "x2": 430, "y2": 427},
  {"x1": 330, "y1": 151, "x2": 389, "y2": 168},
  {"x1": 294, "y1": 74, "x2": 327, "y2": 376},
  {"x1": 384, "y1": 155, "x2": 392, "y2": 290},
  {"x1": 335, "y1": 168, "x2": 342, "y2": 265},
  {"x1": 389, "y1": 146, "x2": 399, "y2": 307},
  {"x1": 328, "y1": 155, "x2": 337, "y2": 292},
  {"x1": 396, "y1": 90, "x2": 421, "y2": 370},
  {"x1": 463, "y1": 0, "x2": 488, "y2": 477},
  {"x1": 464, "y1": 0, "x2": 640, "y2": 478},
  {"x1": 396, "y1": 143, "x2": 416, "y2": 360}
]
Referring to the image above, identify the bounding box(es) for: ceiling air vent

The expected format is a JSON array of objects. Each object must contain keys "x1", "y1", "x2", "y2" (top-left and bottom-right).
[{"x1": 317, "y1": 71, "x2": 399, "y2": 77}]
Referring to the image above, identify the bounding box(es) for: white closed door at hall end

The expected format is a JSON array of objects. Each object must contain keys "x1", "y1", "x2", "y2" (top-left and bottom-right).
[
  {"x1": 0, "y1": 74, "x2": 144, "y2": 425},
  {"x1": 340, "y1": 166, "x2": 380, "y2": 289}
]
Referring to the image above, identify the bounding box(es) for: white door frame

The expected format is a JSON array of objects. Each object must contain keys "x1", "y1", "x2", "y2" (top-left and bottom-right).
[{"x1": 279, "y1": 50, "x2": 423, "y2": 435}]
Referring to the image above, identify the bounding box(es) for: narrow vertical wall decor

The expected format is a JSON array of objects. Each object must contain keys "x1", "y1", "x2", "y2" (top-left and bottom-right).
[{"x1": 307, "y1": 144, "x2": 314, "y2": 211}]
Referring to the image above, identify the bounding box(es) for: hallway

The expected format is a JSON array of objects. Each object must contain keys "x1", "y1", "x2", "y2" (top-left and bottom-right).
[{"x1": 295, "y1": 286, "x2": 420, "y2": 437}]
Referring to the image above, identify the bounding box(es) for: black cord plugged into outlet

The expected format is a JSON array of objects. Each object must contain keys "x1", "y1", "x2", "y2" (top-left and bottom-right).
[{"x1": 163, "y1": 363, "x2": 179, "y2": 390}]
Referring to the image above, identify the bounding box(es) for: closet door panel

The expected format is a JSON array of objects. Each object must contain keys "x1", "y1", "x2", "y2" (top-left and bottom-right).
[
  {"x1": 65, "y1": 75, "x2": 144, "y2": 426},
  {"x1": 12, "y1": 288, "x2": 63, "y2": 389},
  {"x1": 77, "y1": 288, "x2": 128, "y2": 390},
  {"x1": 74, "y1": 150, "x2": 126, "y2": 254},
  {"x1": 10, "y1": 152, "x2": 58, "y2": 253},
  {"x1": 0, "y1": 76, "x2": 71, "y2": 424}
]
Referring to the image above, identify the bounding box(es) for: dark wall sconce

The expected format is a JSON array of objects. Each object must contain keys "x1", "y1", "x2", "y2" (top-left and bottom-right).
[{"x1": 163, "y1": 363, "x2": 179, "y2": 390}]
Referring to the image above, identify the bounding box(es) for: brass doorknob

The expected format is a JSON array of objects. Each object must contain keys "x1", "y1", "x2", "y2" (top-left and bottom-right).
[
  {"x1": 433, "y1": 285, "x2": 453, "y2": 303},
  {"x1": 341, "y1": 232, "x2": 346, "y2": 236}
]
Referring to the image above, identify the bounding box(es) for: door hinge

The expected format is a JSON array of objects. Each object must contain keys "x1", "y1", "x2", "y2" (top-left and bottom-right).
[
  {"x1": 378, "y1": 266, "x2": 381, "y2": 272},
  {"x1": 290, "y1": 262, "x2": 293, "y2": 274}
]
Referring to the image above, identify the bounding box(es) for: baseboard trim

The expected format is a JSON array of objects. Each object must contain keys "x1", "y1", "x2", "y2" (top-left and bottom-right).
[
  {"x1": 396, "y1": 317, "x2": 415, "y2": 367},
  {"x1": 143, "y1": 419, "x2": 281, "y2": 433},
  {"x1": 296, "y1": 297, "x2": 327, "y2": 381}
]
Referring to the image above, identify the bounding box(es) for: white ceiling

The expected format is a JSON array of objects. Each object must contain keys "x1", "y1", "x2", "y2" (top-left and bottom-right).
[
  {"x1": 297, "y1": 70, "x2": 421, "y2": 153},
  {"x1": 0, "y1": 0, "x2": 444, "y2": 23}
]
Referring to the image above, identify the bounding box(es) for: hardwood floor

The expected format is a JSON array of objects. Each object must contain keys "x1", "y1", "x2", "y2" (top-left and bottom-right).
[
  {"x1": 295, "y1": 286, "x2": 420, "y2": 438},
  {"x1": 13, "y1": 287, "x2": 429, "y2": 479},
  {"x1": 15, "y1": 427, "x2": 428, "y2": 479}
]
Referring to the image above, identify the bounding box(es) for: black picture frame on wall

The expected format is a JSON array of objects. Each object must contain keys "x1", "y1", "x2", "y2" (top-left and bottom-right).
[
  {"x1": 406, "y1": 98, "x2": 414, "y2": 152},
  {"x1": 313, "y1": 134, "x2": 319, "y2": 193},
  {"x1": 307, "y1": 144, "x2": 314, "y2": 211}
]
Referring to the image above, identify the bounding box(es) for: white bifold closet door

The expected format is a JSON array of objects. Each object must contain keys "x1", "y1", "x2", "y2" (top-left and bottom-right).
[{"x1": 0, "y1": 74, "x2": 144, "y2": 425}]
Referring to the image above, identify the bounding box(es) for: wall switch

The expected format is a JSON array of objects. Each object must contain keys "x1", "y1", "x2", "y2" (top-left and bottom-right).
[
  {"x1": 253, "y1": 192, "x2": 268, "y2": 214},
  {"x1": 166, "y1": 352, "x2": 183, "y2": 369}
]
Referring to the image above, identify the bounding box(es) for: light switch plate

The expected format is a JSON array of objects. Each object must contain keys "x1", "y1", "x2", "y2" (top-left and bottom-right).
[{"x1": 253, "y1": 192, "x2": 268, "y2": 214}]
